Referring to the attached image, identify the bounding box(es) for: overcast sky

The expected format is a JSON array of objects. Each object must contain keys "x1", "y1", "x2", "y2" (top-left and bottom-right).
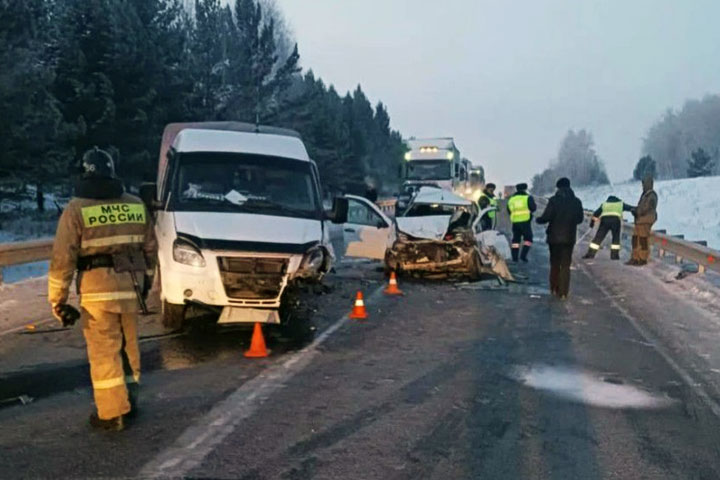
[{"x1": 276, "y1": 0, "x2": 720, "y2": 185}]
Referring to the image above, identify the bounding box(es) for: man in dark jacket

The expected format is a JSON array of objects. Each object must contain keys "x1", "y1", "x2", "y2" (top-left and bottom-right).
[
  {"x1": 536, "y1": 177, "x2": 584, "y2": 299},
  {"x1": 582, "y1": 195, "x2": 633, "y2": 260},
  {"x1": 507, "y1": 183, "x2": 537, "y2": 262},
  {"x1": 627, "y1": 176, "x2": 658, "y2": 266}
]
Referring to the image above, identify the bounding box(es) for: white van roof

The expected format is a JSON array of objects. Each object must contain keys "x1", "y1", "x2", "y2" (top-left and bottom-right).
[{"x1": 172, "y1": 128, "x2": 310, "y2": 162}]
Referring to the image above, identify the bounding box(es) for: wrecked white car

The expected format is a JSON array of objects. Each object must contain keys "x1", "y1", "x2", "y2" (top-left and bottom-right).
[{"x1": 335, "y1": 188, "x2": 513, "y2": 281}]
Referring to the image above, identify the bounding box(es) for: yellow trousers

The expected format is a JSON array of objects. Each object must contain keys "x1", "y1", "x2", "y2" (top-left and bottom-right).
[
  {"x1": 82, "y1": 306, "x2": 140, "y2": 419},
  {"x1": 631, "y1": 224, "x2": 652, "y2": 262}
]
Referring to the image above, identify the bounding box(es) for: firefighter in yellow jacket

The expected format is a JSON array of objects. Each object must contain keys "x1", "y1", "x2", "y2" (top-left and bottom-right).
[{"x1": 49, "y1": 147, "x2": 156, "y2": 431}]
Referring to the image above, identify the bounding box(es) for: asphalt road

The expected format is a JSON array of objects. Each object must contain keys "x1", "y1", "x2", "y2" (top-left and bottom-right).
[{"x1": 2, "y1": 239, "x2": 720, "y2": 479}]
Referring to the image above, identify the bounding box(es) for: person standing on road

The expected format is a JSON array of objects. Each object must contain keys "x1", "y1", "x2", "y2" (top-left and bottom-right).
[
  {"x1": 627, "y1": 176, "x2": 658, "y2": 266},
  {"x1": 48, "y1": 147, "x2": 157, "y2": 432},
  {"x1": 582, "y1": 195, "x2": 634, "y2": 260},
  {"x1": 477, "y1": 183, "x2": 498, "y2": 231},
  {"x1": 507, "y1": 183, "x2": 537, "y2": 262},
  {"x1": 364, "y1": 176, "x2": 378, "y2": 203},
  {"x1": 536, "y1": 177, "x2": 584, "y2": 299}
]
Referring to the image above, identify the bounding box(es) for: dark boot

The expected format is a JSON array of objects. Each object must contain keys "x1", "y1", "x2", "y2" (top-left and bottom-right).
[
  {"x1": 90, "y1": 413, "x2": 125, "y2": 432},
  {"x1": 126, "y1": 383, "x2": 140, "y2": 420},
  {"x1": 511, "y1": 248, "x2": 519, "y2": 262},
  {"x1": 520, "y1": 245, "x2": 530, "y2": 262},
  {"x1": 625, "y1": 259, "x2": 638, "y2": 266},
  {"x1": 610, "y1": 249, "x2": 620, "y2": 260},
  {"x1": 583, "y1": 249, "x2": 597, "y2": 259}
]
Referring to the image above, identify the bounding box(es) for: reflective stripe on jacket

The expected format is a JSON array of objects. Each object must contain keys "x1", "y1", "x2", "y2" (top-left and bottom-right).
[
  {"x1": 601, "y1": 201, "x2": 624, "y2": 218},
  {"x1": 48, "y1": 193, "x2": 157, "y2": 313},
  {"x1": 508, "y1": 194, "x2": 531, "y2": 223}
]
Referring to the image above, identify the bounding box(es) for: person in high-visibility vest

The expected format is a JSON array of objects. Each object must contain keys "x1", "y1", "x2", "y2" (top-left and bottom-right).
[
  {"x1": 48, "y1": 147, "x2": 157, "y2": 431},
  {"x1": 506, "y1": 183, "x2": 537, "y2": 262},
  {"x1": 582, "y1": 195, "x2": 633, "y2": 260},
  {"x1": 477, "y1": 183, "x2": 498, "y2": 231}
]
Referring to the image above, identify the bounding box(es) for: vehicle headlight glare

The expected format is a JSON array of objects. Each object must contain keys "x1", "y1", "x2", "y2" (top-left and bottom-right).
[{"x1": 173, "y1": 240, "x2": 206, "y2": 267}]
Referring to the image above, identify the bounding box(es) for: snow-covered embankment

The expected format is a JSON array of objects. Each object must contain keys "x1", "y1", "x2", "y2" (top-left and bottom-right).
[{"x1": 574, "y1": 176, "x2": 720, "y2": 250}]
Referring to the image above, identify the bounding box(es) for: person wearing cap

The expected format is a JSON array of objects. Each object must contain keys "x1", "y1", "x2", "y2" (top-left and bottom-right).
[
  {"x1": 48, "y1": 147, "x2": 157, "y2": 431},
  {"x1": 506, "y1": 183, "x2": 537, "y2": 262},
  {"x1": 536, "y1": 177, "x2": 584, "y2": 299},
  {"x1": 582, "y1": 195, "x2": 634, "y2": 260},
  {"x1": 627, "y1": 176, "x2": 658, "y2": 266},
  {"x1": 477, "y1": 183, "x2": 498, "y2": 231}
]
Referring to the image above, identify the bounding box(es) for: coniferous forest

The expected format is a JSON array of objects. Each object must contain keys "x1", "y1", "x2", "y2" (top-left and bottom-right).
[{"x1": 0, "y1": 0, "x2": 406, "y2": 204}]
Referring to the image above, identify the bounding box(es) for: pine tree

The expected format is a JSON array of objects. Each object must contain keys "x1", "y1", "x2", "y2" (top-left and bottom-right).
[
  {"x1": 687, "y1": 148, "x2": 715, "y2": 178},
  {"x1": 53, "y1": 0, "x2": 119, "y2": 156},
  {"x1": 221, "y1": 0, "x2": 299, "y2": 121},
  {"x1": 633, "y1": 155, "x2": 657, "y2": 181},
  {"x1": 187, "y1": 0, "x2": 227, "y2": 120},
  {"x1": 0, "y1": 0, "x2": 74, "y2": 205}
]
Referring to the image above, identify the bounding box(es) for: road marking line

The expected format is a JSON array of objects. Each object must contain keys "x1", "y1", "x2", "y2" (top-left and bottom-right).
[
  {"x1": 139, "y1": 285, "x2": 385, "y2": 479},
  {"x1": 578, "y1": 262, "x2": 720, "y2": 420}
]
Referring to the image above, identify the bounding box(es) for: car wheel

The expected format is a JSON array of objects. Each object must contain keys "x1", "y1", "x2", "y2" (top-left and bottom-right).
[{"x1": 162, "y1": 300, "x2": 186, "y2": 330}]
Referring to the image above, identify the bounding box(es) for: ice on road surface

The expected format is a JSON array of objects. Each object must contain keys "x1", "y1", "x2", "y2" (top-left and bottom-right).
[{"x1": 513, "y1": 364, "x2": 674, "y2": 409}]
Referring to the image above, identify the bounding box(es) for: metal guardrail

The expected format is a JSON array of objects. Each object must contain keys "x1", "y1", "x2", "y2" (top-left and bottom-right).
[
  {"x1": 0, "y1": 238, "x2": 54, "y2": 284},
  {"x1": 536, "y1": 197, "x2": 719, "y2": 275},
  {"x1": 0, "y1": 197, "x2": 716, "y2": 283},
  {"x1": 376, "y1": 198, "x2": 397, "y2": 216}
]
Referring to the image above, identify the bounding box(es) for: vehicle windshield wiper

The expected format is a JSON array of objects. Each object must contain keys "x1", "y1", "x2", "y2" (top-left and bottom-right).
[{"x1": 244, "y1": 198, "x2": 313, "y2": 216}]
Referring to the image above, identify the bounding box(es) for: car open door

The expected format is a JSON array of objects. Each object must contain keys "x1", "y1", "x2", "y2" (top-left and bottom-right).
[{"x1": 341, "y1": 195, "x2": 394, "y2": 260}]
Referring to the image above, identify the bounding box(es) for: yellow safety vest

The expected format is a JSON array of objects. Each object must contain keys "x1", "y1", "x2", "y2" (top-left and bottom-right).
[
  {"x1": 508, "y1": 194, "x2": 531, "y2": 223},
  {"x1": 479, "y1": 193, "x2": 498, "y2": 219},
  {"x1": 601, "y1": 201, "x2": 623, "y2": 218}
]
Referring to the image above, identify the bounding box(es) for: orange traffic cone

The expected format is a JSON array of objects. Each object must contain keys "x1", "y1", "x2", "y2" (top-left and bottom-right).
[
  {"x1": 244, "y1": 322, "x2": 269, "y2": 358},
  {"x1": 349, "y1": 291, "x2": 368, "y2": 319},
  {"x1": 384, "y1": 271, "x2": 404, "y2": 296}
]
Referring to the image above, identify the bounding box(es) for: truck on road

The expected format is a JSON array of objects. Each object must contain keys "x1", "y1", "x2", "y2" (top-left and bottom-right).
[
  {"x1": 397, "y1": 137, "x2": 475, "y2": 213},
  {"x1": 401, "y1": 137, "x2": 467, "y2": 195}
]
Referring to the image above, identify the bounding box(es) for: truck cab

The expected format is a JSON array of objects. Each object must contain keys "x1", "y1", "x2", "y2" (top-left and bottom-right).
[
  {"x1": 402, "y1": 137, "x2": 463, "y2": 194},
  {"x1": 144, "y1": 122, "x2": 346, "y2": 329}
]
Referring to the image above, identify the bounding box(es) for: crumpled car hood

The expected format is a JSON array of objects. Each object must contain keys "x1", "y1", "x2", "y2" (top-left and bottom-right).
[{"x1": 396, "y1": 216, "x2": 451, "y2": 240}]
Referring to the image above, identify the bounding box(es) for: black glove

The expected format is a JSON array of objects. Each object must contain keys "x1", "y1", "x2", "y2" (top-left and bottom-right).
[
  {"x1": 52, "y1": 304, "x2": 81, "y2": 327},
  {"x1": 142, "y1": 275, "x2": 152, "y2": 301}
]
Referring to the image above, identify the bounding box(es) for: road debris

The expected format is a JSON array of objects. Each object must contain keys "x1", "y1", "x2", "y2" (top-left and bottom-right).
[{"x1": 0, "y1": 395, "x2": 34, "y2": 407}]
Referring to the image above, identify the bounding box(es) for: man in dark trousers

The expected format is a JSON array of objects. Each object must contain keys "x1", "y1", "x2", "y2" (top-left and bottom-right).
[
  {"x1": 506, "y1": 183, "x2": 536, "y2": 262},
  {"x1": 536, "y1": 177, "x2": 584, "y2": 299},
  {"x1": 582, "y1": 195, "x2": 633, "y2": 260},
  {"x1": 477, "y1": 183, "x2": 498, "y2": 231}
]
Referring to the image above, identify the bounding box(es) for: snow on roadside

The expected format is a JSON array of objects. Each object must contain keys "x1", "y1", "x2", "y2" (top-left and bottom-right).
[{"x1": 574, "y1": 176, "x2": 720, "y2": 250}]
